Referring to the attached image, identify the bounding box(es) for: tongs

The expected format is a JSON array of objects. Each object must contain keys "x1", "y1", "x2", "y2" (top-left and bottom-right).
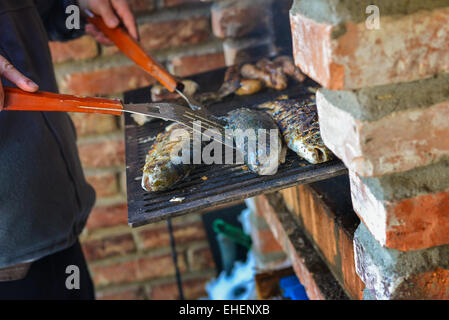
[
  {"x1": 3, "y1": 10, "x2": 233, "y2": 145},
  {"x1": 2, "y1": 87, "x2": 231, "y2": 146},
  {"x1": 85, "y1": 10, "x2": 203, "y2": 112}
]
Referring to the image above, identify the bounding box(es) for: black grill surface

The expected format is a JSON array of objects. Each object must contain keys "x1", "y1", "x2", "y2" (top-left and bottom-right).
[{"x1": 124, "y1": 67, "x2": 347, "y2": 227}]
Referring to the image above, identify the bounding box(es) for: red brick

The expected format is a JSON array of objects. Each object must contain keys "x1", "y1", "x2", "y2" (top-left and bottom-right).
[
  {"x1": 280, "y1": 185, "x2": 365, "y2": 300},
  {"x1": 86, "y1": 173, "x2": 119, "y2": 198},
  {"x1": 91, "y1": 260, "x2": 137, "y2": 286},
  {"x1": 78, "y1": 139, "x2": 125, "y2": 168},
  {"x1": 250, "y1": 227, "x2": 283, "y2": 254},
  {"x1": 86, "y1": 204, "x2": 128, "y2": 231},
  {"x1": 91, "y1": 253, "x2": 187, "y2": 286},
  {"x1": 350, "y1": 171, "x2": 449, "y2": 251},
  {"x1": 150, "y1": 276, "x2": 212, "y2": 300},
  {"x1": 280, "y1": 187, "x2": 300, "y2": 216},
  {"x1": 138, "y1": 17, "x2": 210, "y2": 52},
  {"x1": 97, "y1": 287, "x2": 146, "y2": 300},
  {"x1": 136, "y1": 254, "x2": 187, "y2": 281},
  {"x1": 290, "y1": 7, "x2": 449, "y2": 90},
  {"x1": 169, "y1": 52, "x2": 225, "y2": 77},
  {"x1": 49, "y1": 36, "x2": 98, "y2": 64},
  {"x1": 187, "y1": 245, "x2": 215, "y2": 271},
  {"x1": 129, "y1": 0, "x2": 155, "y2": 12},
  {"x1": 60, "y1": 65, "x2": 156, "y2": 96},
  {"x1": 254, "y1": 195, "x2": 326, "y2": 300},
  {"x1": 82, "y1": 233, "x2": 136, "y2": 261},
  {"x1": 138, "y1": 221, "x2": 207, "y2": 249},
  {"x1": 297, "y1": 185, "x2": 338, "y2": 268},
  {"x1": 354, "y1": 223, "x2": 449, "y2": 299},
  {"x1": 70, "y1": 113, "x2": 118, "y2": 137},
  {"x1": 397, "y1": 267, "x2": 449, "y2": 300},
  {"x1": 317, "y1": 91, "x2": 449, "y2": 177},
  {"x1": 211, "y1": 1, "x2": 271, "y2": 38},
  {"x1": 339, "y1": 228, "x2": 364, "y2": 300}
]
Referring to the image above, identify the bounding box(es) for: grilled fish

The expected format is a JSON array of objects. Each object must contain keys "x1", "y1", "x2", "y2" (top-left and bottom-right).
[
  {"x1": 142, "y1": 123, "x2": 194, "y2": 192},
  {"x1": 257, "y1": 98, "x2": 331, "y2": 164},
  {"x1": 225, "y1": 108, "x2": 286, "y2": 175}
]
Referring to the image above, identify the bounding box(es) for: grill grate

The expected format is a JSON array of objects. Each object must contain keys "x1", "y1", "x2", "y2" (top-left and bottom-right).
[{"x1": 124, "y1": 67, "x2": 347, "y2": 227}]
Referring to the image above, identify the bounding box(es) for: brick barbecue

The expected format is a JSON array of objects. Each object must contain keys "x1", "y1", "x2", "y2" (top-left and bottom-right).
[
  {"x1": 50, "y1": 0, "x2": 290, "y2": 300},
  {"x1": 49, "y1": 0, "x2": 449, "y2": 300}
]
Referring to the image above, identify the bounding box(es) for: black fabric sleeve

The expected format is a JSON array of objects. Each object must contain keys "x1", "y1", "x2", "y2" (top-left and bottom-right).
[{"x1": 40, "y1": 0, "x2": 87, "y2": 42}]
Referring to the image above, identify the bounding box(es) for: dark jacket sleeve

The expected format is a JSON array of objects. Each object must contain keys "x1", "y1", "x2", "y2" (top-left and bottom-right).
[{"x1": 39, "y1": 0, "x2": 86, "y2": 41}]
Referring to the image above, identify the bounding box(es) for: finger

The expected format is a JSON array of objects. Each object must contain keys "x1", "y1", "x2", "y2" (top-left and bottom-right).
[
  {"x1": 111, "y1": 0, "x2": 139, "y2": 40},
  {"x1": 97, "y1": 1, "x2": 120, "y2": 29},
  {"x1": 0, "y1": 56, "x2": 38, "y2": 92}
]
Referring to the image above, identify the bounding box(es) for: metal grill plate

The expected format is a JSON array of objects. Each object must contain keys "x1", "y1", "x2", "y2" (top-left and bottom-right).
[{"x1": 124, "y1": 67, "x2": 347, "y2": 227}]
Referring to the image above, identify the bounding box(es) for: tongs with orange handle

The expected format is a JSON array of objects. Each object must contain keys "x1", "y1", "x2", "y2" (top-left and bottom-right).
[
  {"x1": 2, "y1": 87, "x2": 231, "y2": 146},
  {"x1": 85, "y1": 10, "x2": 203, "y2": 111}
]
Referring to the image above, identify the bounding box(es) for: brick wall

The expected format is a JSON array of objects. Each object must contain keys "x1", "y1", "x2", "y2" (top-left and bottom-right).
[
  {"x1": 246, "y1": 198, "x2": 290, "y2": 271},
  {"x1": 49, "y1": 0, "x2": 286, "y2": 299},
  {"x1": 290, "y1": 0, "x2": 449, "y2": 299}
]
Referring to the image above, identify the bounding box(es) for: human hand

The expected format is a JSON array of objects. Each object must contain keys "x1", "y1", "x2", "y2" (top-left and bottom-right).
[
  {"x1": 0, "y1": 55, "x2": 38, "y2": 110},
  {"x1": 78, "y1": 0, "x2": 138, "y2": 45}
]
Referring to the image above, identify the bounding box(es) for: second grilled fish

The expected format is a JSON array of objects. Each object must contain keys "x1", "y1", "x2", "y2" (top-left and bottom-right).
[
  {"x1": 142, "y1": 123, "x2": 194, "y2": 192},
  {"x1": 257, "y1": 98, "x2": 332, "y2": 164},
  {"x1": 225, "y1": 108, "x2": 286, "y2": 175}
]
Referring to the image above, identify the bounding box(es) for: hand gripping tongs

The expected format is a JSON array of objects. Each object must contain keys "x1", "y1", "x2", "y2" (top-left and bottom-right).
[{"x1": 3, "y1": 9, "x2": 233, "y2": 146}]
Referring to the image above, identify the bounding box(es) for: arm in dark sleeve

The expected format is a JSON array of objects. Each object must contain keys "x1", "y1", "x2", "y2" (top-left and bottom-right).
[{"x1": 40, "y1": 0, "x2": 86, "y2": 42}]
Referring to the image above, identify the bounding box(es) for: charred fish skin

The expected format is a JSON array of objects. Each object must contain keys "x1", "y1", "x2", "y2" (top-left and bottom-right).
[
  {"x1": 225, "y1": 108, "x2": 286, "y2": 175},
  {"x1": 142, "y1": 123, "x2": 194, "y2": 192},
  {"x1": 257, "y1": 99, "x2": 332, "y2": 164}
]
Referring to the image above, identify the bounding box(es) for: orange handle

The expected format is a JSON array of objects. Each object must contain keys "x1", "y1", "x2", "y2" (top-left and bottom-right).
[
  {"x1": 86, "y1": 11, "x2": 179, "y2": 93},
  {"x1": 3, "y1": 87, "x2": 124, "y2": 115}
]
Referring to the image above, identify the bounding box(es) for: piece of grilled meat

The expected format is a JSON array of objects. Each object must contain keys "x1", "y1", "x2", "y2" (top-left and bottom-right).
[
  {"x1": 236, "y1": 79, "x2": 264, "y2": 96},
  {"x1": 241, "y1": 59, "x2": 288, "y2": 91},
  {"x1": 133, "y1": 80, "x2": 199, "y2": 127},
  {"x1": 257, "y1": 98, "x2": 331, "y2": 164},
  {"x1": 151, "y1": 80, "x2": 199, "y2": 102},
  {"x1": 197, "y1": 66, "x2": 242, "y2": 104},
  {"x1": 142, "y1": 123, "x2": 194, "y2": 192},
  {"x1": 225, "y1": 108, "x2": 286, "y2": 175},
  {"x1": 273, "y1": 56, "x2": 306, "y2": 83}
]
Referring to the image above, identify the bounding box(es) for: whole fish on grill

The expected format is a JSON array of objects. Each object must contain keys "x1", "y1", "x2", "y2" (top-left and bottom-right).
[
  {"x1": 142, "y1": 123, "x2": 194, "y2": 192},
  {"x1": 257, "y1": 98, "x2": 332, "y2": 164},
  {"x1": 225, "y1": 108, "x2": 286, "y2": 175}
]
